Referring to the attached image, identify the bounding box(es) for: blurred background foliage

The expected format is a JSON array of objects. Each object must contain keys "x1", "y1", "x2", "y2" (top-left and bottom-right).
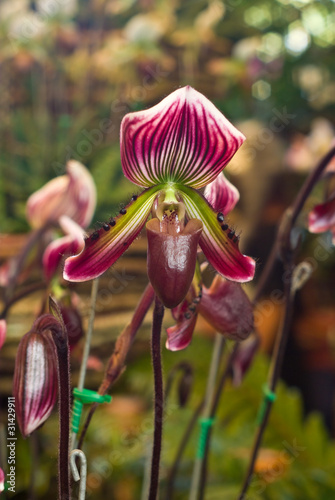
[
  {"x1": 0, "y1": 0, "x2": 335, "y2": 232},
  {"x1": 1, "y1": 0, "x2": 335, "y2": 498}
]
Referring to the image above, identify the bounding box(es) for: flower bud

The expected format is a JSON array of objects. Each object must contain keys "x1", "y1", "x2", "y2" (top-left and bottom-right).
[
  {"x1": 199, "y1": 275, "x2": 254, "y2": 340},
  {"x1": 146, "y1": 218, "x2": 203, "y2": 308},
  {"x1": 13, "y1": 315, "x2": 59, "y2": 437}
]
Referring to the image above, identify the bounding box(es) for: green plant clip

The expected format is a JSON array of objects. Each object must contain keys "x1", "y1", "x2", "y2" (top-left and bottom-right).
[
  {"x1": 71, "y1": 388, "x2": 112, "y2": 434},
  {"x1": 196, "y1": 417, "x2": 216, "y2": 459},
  {"x1": 256, "y1": 384, "x2": 277, "y2": 425}
]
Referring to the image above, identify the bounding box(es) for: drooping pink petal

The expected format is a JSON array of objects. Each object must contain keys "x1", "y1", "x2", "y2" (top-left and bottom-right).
[
  {"x1": 0, "y1": 319, "x2": 7, "y2": 350},
  {"x1": 199, "y1": 275, "x2": 254, "y2": 340},
  {"x1": 63, "y1": 185, "x2": 163, "y2": 282},
  {"x1": 43, "y1": 216, "x2": 85, "y2": 280},
  {"x1": 166, "y1": 311, "x2": 198, "y2": 351},
  {"x1": 308, "y1": 195, "x2": 335, "y2": 234},
  {"x1": 178, "y1": 185, "x2": 255, "y2": 282},
  {"x1": 121, "y1": 86, "x2": 245, "y2": 189},
  {"x1": 26, "y1": 160, "x2": 96, "y2": 229},
  {"x1": 166, "y1": 273, "x2": 202, "y2": 351},
  {"x1": 204, "y1": 172, "x2": 240, "y2": 213}
]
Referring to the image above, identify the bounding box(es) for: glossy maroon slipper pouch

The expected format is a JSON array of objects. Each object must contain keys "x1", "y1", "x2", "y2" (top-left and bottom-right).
[{"x1": 146, "y1": 218, "x2": 203, "y2": 308}]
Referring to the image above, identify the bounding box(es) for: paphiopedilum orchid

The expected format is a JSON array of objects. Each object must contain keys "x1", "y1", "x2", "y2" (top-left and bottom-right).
[
  {"x1": 26, "y1": 160, "x2": 96, "y2": 230},
  {"x1": 64, "y1": 87, "x2": 255, "y2": 306}
]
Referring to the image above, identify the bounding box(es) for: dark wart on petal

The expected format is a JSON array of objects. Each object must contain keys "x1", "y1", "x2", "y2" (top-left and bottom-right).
[
  {"x1": 109, "y1": 218, "x2": 116, "y2": 226},
  {"x1": 228, "y1": 230, "x2": 235, "y2": 239},
  {"x1": 131, "y1": 194, "x2": 138, "y2": 201},
  {"x1": 221, "y1": 223, "x2": 228, "y2": 231},
  {"x1": 120, "y1": 208, "x2": 127, "y2": 215},
  {"x1": 91, "y1": 231, "x2": 99, "y2": 240},
  {"x1": 217, "y1": 212, "x2": 224, "y2": 223},
  {"x1": 102, "y1": 223, "x2": 110, "y2": 231}
]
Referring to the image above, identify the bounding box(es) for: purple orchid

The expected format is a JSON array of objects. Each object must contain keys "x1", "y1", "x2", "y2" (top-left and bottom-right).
[{"x1": 63, "y1": 87, "x2": 255, "y2": 295}]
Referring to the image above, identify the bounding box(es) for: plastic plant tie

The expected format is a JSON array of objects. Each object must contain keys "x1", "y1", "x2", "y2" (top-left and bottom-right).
[
  {"x1": 196, "y1": 417, "x2": 216, "y2": 459},
  {"x1": 256, "y1": 384, "x2": 277, "y2": 425},
  {"x1": 72, "y1": 388, "x2": 112, "y2": 434}
]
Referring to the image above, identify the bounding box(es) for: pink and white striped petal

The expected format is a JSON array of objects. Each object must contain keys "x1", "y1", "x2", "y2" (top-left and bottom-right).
[
  {"x1": 308, "y1": 195, "x2": 335, "y2": 234},
  {"x1": 26, "y1": 160, "x2": 96, "y2": 229},
  {"x1": 43, "y1": 216, "x2": 85, "y2": 280},
  {"x1": 204, "y1": 172, "x2": 240, "y2": 213},
  {"x1": 63, "y1": 185, "x2": 163, "y2": 282},
  {"x1": 177, "y1": 185, "x2": 255, "y2": 282},
  {"x1": 121, "y1": 86, "x2": 245, "y2": 189}
]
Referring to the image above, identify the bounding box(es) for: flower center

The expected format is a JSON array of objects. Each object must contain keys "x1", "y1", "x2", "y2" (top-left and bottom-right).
[{"x1": 155, "y1": 187, "x2": 186, "y2": 235}]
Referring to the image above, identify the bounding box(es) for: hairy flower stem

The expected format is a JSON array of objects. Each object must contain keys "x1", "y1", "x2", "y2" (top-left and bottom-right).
[
  {"x1": 238, "y1": 262, "x2": 294, "y2": 500},
  {"x1": 51, "y1": 323, "x2": 71, "y2": 500},
  {"x1": 71, "y1": 278, "x2": 99, "y2": 450},
  {"x1": 77, "y1": 283, "x2": 155, "y2": 449},
  {"x1": 253, "y1": 145, "x2": 335, "y2": 303},
  {"x1": 148, "y1": 296, "x2": 165, "y2": 500},
  {"x1": 189, "y1": 334, "x2": 225, "y2": 500}
]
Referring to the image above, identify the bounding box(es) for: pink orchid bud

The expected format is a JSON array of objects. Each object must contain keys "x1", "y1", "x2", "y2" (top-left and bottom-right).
[
  {"x1": 26, "y1": 160, "x2": 96, "y2": 229},
  {"x1": 146, "y1": 218, "x2": 203, "y2": 308},
  {"x1": 199, "y1": 275, "x2": 254, "y2": 340},
  {"x1": 232, "y1": 334, "x2": 260, "y2": 386},
  {"x1": 13, "y1": 315, "x2": 59, "y2": 438},
  {"x1": 42, "y1": 215, "x2": 86, "y2": 280},
  {"x1": 0, "y1": 319, "x2": 6, "y2": 350}
]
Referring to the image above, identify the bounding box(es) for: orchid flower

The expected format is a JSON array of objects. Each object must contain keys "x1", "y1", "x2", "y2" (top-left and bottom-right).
[
  {"x1": 26, "y1": 160, "x2": 96, "y2": 229},
  {"x1": 64, "y1": 87, "x2": 255, "y2": 306}
]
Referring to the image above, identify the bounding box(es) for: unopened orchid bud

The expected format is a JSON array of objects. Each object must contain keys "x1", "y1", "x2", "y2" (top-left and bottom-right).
[
  {"x1": 199, "y1": 275, "x2": 254, "y2": 340},
  {"x1": 26, "y1": 160, "x2": 96, "y2": 229},
  {"x1": 146, "y1": 218, "x2": 203, "y2": 308},
  {"x1": 0, "y1": 319, "x2": 6, "y2": 350},
  {"x1": 13, "y1": 315, "x2": 59, "y2": 438}
]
